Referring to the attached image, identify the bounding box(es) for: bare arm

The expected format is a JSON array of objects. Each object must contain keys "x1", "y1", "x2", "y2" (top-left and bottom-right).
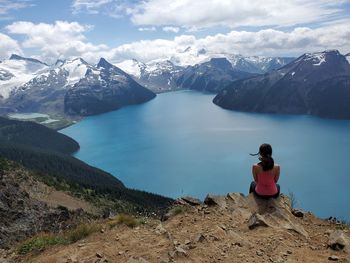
[
  {"x1": 274, "y1": 165, "x2": 280, "y2": 183},
  {"x1": 252, "y1": 165, "x2": 258, "y2": 182}
]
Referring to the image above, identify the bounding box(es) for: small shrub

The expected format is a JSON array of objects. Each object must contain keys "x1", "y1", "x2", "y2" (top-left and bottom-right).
[
  {"x1": 18, "y1": 233, "x2": 68, "y2": 255},
  {"x1": 65, "y1": 223, "x2": 101, "y2": 243},
  {"x1": 288, "y1": 191, "x2": 298, "y2": 209},
  {"x1": 108, "y1": 214, "x2": 140, "y2": 228},
  {"x1": 169, "y1": 205, "x2": 188, "y2": 216}
]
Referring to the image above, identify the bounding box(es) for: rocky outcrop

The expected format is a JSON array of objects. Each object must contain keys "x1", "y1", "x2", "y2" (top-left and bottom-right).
[{"x1": 7, "y1": 190, "x2": 350, "y2": 263}]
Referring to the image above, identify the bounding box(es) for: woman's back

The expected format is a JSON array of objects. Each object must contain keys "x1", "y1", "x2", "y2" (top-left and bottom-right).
[{"x1": 253, "y1": 164, "x2": 280, "y2": 196}]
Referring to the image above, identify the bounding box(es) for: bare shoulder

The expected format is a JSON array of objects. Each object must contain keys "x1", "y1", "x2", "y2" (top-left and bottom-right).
[{"x1": 274, "y1": 164, "x2": 280, "y2": 171}]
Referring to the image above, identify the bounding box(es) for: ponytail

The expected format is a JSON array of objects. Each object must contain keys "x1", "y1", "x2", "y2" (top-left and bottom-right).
[{"x1": 259, "y1": 155, "x2": 274, "y2": 171}]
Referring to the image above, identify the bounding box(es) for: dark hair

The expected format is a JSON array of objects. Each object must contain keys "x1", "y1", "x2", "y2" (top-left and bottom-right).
[{"x1": 250, "y1": 143, "x2": 274, "y2": 171}]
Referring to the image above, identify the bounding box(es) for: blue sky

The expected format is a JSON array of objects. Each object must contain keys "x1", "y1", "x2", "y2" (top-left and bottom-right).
[{"x1": 0, "y1": 0, "x2": 350, "y2": 64}]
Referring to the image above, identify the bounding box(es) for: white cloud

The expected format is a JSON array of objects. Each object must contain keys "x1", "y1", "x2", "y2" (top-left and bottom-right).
[
  {"x1": 72, "y1": 0, "x2": 113, "y2": 14},
  {"x1": 162, "y1": 26, "x2": 180, "y2": 33},
  {"x1": 6, "y1": 21, "x2": 109, "y2": 64},
  {"x1": 129, "y1": 0, "x2": 349, "y2": 29},
  {"x1": 71, "y1": 0, "x2": 129, "y2": 18},
  {"x1": 0, "y1": 0, "x2": 33, "y2": 18},
  {"x1": 106, "y1": 20, "x2": 350, "y2": 65},
  {"x1": 4, "y1": 19, "x2": 350, "y2": 66},
  {"x1": 138, "y1": 26, "x2": 156, "y2": 31},
  {"x1": 0, "y1": 32, "x2": 22, "y2": 60}
]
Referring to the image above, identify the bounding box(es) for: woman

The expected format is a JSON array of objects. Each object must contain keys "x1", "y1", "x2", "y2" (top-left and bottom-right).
[{"x1": 249, "y1": 143, "x2": 280, "y2": 198}]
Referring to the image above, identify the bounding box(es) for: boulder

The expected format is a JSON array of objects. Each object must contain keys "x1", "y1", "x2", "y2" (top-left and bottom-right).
[
  {"x1": 178, "y1": 196, "x2": 202, "y2": 206},
  {"x1": 291, "y1": 209, "x2": 304, "y2": 218},
  {"x1": 328, "y1": 230, "x2": 350, "y2": 252},
  {"x1": 204, "y1": 194, "x2": 227, "y2": 208},
  {"x1": 248, "y1": 213, "x2": 269, "y2": 229}
]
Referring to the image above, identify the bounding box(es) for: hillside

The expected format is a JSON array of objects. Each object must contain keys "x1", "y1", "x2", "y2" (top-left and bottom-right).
[
  {"x1": 0, "y1": 159, "x2": 97, "y2": 249},
  {"x1": 0, "y1": 116, "x2": 79, "y2": 154},
  {"x1": 0, "y1": 117, "x2": 173, "y2": 214},
  {"x1": 213, "y1": 50, "x2": 350, "y2": 119},
  {"x1": 2, "y1": 193, "x2": 349, "y2": 262}
]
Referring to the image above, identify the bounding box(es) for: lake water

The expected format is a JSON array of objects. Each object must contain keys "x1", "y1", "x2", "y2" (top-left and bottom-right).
[{"x1": 61, "y1": 90, "x2": 350, "y2": 220}]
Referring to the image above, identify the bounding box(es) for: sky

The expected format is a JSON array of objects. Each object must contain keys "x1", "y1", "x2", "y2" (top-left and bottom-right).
[{"x1": 0, "y1": 0, "x2": 350, "y2": 65}]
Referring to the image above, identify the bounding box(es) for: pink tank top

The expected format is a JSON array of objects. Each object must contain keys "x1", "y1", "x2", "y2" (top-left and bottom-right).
[{"x1": 255, "y1": 170, "x2": 278, "y2": 196}]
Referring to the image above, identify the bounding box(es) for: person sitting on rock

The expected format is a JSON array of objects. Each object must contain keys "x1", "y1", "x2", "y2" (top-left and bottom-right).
[{"x1": 249, "y1": 143, "x2": 280, "y2": 198}]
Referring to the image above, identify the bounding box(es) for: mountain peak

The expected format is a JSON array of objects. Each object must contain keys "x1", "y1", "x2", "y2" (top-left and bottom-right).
[
  {"x1": 97, "y1": 57, "x2": 113, "y2": 69},
  {"x1": 9, "y1": 54, "x2": 47, "y2": 66}
]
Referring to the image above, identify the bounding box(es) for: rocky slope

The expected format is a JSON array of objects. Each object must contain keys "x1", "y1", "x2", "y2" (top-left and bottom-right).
[
  {"x1": 3, "y1": 193, "x2": 349, "y2": 262},
  {"x1": 213, "y1": 50, "x2": 350, "y2": 119},
  {"x1": 0, "y1": 160, "x2": 96, "y2": 249}
]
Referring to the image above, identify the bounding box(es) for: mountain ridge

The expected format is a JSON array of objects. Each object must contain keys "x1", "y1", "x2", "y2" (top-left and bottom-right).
[{"x1": 213, "y1": 50, "x2": 350, "y2": 119}]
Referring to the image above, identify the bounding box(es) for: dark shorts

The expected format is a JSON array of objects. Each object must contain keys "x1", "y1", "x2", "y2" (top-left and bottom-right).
[{"x1": 249, "y1": 181, "x2": 280, "y2": 199}]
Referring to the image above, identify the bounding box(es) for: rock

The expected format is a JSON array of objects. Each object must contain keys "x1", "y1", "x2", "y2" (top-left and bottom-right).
[
  {"x1": 328, "y1": 230, "x2": 350, "y2": 252},
  {"x1": 204, "y1": 194, "x2": 227, "y2": 208},
  {"x1": 227, "y1": 193, "x2": 246, "y2": 205},
  {"x1": 179, "y1": 196, "x2": 202, "y2": 206},
  {"x1": 127, "y1": 256, "x2": 151, "y2": 263},
  {"x1": 184, "y1": 239, "x2": 191, "y2": 245},
  {"x1": 291, "y1": 209, "x2": 304, "y2": 218},
  {"x1": 96, "y1": 252, "x2": 103, "y2": 258},
  {"x1": 194, "y1": 233, "x2": 206, "y2": 243},
  {"x1": 155, "y1": 224, "x2": 167, "y2": 235},
  {"x1": 328, "y1": 255, "x2": 339, "y2": 261},
  {"x1": 256, "y1": 250, "x2": 264, "y2": 256},
  {"x1": 248, "y1": 213, "x2": 269, "y2": 229},
  {"x1": 174, "y1": 246, "x2": 188, "y2": 257}
]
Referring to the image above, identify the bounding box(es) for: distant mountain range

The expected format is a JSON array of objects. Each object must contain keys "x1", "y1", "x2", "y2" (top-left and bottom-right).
[
  {"x1": 116, "y1": 55, "x2": 294, "y2": 93},
  {"x1": 213, "y1": 50, "x2": 350, "y2": 119},
  {"x1": 0, "y1": 55, "x2": 156, "y2": 116},
  {"x1": 1, "y1": 51, "x2": 350, "y2": 119}
]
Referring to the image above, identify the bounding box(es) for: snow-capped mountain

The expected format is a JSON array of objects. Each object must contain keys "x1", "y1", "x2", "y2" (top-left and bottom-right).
[
  {"x1": 176, "y1": 57, "x2": 255, "y2": 93},
  {"x1": 0, "y1": 55, "x2": 48, "y2": 99},
  {"x1": 222, "y1": 54, "x2": 295, "y2": 74},
  {"x1": 213, "y1": 50, "x2": 350, "y2": 119},
  {"x1": 116, "y1": 54, "x2": 293, "y2": 93},
  {"x1": 1, "y1": 55, "x2": 156, "y2": 116},
  {"x1": 116, "y1": 59, "x2": 184, "y2": 93},
  {"x1": 64, "y1": 58, "x2": 156, "y2": 116},
  {"x1": 345, "y1": 53, "x2": 350, "y2": 64}
]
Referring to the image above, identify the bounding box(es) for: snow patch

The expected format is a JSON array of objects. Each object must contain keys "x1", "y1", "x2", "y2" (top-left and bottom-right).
[
  {"x1": 115, "y1": 60, "x2": 144, "y2": 78},
  {"x1": 305, "y1": 52, "x2": 326, "y2": 66}
]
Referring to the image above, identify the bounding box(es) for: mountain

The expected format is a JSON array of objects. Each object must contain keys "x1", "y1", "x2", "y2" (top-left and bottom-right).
[
  {"x1": 176, "y1": 58, "x2": 255, "y2": 93},
  {"x1": 117, "y1": 58, "x2": 254, "y2": 93},
  {"x1": 0, "y1": 55, "x2": 48, "y2": 101},
  {"x1": 64, "y1": 58, "x2": 156, "y2": 116},
  {"x1": 116, "y1": 59, "x2": 185, "y2": 93},
  {"x1": 213, "y1": 50, "x2": 350, "y2": 119},
  {"x1": 225, "y1": 54, "x2": 295, "y2": 74},
  {"x1": 116, "y1": 55, "x2": 292, "y2": 93},
  {"x1": 0, "y1": 56, "x2": 156, "y2": 116}
]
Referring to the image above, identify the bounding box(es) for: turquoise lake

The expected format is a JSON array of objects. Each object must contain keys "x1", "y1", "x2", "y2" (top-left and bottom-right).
[{"x1": 61, "y1": 90, "x2": 350, "y2": 220}]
